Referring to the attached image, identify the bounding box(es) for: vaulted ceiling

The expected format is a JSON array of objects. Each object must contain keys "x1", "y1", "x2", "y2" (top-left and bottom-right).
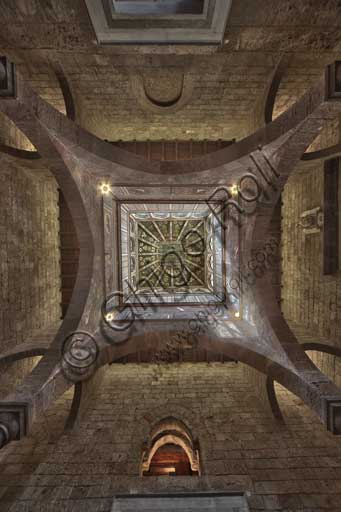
[{"x1": 2, "y1": 0, "x2": 341, "y2": 451}]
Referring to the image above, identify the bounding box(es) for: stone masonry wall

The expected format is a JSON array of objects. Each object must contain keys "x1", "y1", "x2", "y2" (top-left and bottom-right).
[
  {"x1": 0, "y1": 161, "x2": 61, "y2": 398},
  {"x1": 281, "y1": 119, "x2": 341, "y2": 348},
  {"x1": 0, "y1": 112, "x2": 35, "y2": 151},
  {"x1": 285, "y1": 321, "x2": 341, "y2": 390},
  {"x1": 281, "y1": 119, "x2": 341, "y2": 392},
  {"x1": 0, "y1": 386, "x2": 74, "y2": 506},
  {"x1": 1, "y1": 362, "x2": 341, "y2": 511}
]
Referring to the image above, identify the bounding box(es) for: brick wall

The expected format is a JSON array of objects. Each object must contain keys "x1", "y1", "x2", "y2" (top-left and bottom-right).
[
  {"x1": 0, "y1": 162, "x2": 61, "y2": 398},
  {"x1": 1, "y1": 362, "x2": 341, "y2": 511}
]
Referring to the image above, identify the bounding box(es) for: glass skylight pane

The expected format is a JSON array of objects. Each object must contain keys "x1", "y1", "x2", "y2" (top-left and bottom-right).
[{"x1": 113, "y1": 0, "x2": 205, "y2": 16}]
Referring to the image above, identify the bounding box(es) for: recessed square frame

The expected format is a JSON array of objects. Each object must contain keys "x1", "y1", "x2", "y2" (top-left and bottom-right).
[
  {"x1": 110, "y1": 0, "x2": 207, "y2": 19},
  {"x1": 85, "y1": 0, "x2": 232, "y2": 44},
  {"x1": 118, "y1": 199, "x2": 226, "y2": 306}
]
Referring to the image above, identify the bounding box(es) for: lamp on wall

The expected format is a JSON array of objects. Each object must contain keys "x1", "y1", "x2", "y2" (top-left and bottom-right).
[
  {"x1": 229, "y1": 183, "x2": 238, "y2": 196},
  {"x1": 100, "y1": 183, "x2": 112, "y2": 195}
]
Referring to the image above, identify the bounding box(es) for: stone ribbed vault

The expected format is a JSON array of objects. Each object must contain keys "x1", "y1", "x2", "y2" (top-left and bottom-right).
[{"x1": 1, "y1": 58, "x2": 341, "y2": 450}]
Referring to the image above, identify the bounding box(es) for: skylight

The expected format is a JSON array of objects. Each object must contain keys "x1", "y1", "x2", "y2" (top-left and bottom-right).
[
  {"x1": 113, "y1": 1, "x2": 205, "y2": 17},
  {"x1": 85, "y1": 0, "x2": 232, "y2": 44},
  {"x1": 118, "y1": 202, "x2": 224, "y2": 305}
]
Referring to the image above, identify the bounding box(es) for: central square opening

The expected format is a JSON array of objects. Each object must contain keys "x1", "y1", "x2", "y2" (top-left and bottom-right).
[
  {"x1": 119, "y1": 201, "x2": 224, "y2": 305},
  {"x1": 136, "y1": 216, "x2": 207, "y2": 292}
]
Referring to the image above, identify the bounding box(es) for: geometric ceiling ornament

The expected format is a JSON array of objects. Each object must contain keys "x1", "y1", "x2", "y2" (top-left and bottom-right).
[
  {"x1": 136, "y1": 217, "x2": 207, "y2": 290},
  {"x1": 119, "y1": 202, "x2": 225, "y2": 305},
  {"x1": 85, "y1": 0, "x2": 232, "y2": 44}
]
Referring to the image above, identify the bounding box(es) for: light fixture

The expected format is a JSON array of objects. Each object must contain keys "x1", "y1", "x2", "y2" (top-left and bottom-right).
[
  {"x1": 234, "y1": 311, "x2": 240, "y2": 318},
  {"x1": 230, "y1": 184, "x2": 238, "y2": 196},
  {"x1": 105, "y1": 312, "x2": 114, "y2": 322},
  {"x1": 100, "y1": 183, "x2": 111, "y2": 195}
]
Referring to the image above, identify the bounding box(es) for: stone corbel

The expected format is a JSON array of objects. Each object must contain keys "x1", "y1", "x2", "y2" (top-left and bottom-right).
[
  {"x1": 327, "y1": 400, "x2": 341, "y2": 435},
  {"x1": 0, "y1": 56, "x2": 16, "y2": 98},
  {"x1": 325, "y1": 61, "x2": 341, "y2": 101}
]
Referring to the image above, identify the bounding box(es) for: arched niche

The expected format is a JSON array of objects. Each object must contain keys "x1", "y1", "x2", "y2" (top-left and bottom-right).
[{"x1": 140, "y1": 417, "x2": 201, "y2": 476}]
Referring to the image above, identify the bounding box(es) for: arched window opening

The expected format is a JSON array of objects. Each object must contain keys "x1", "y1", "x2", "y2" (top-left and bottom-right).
[
  {"x1": 144, "y1": 442, "x2": 196, "y2": 476},
  {"x1": 141, "y1": 417, "x2": 201, "y2": 476}
]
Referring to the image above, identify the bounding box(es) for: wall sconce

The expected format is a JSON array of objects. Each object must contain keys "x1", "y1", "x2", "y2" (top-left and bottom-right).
[
  {"x1": 100, "y1": 183, "x2": 111, "y2": 195},
  {"x1": 229, "y1": 184, "x2": 238, "y2": 197}
]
